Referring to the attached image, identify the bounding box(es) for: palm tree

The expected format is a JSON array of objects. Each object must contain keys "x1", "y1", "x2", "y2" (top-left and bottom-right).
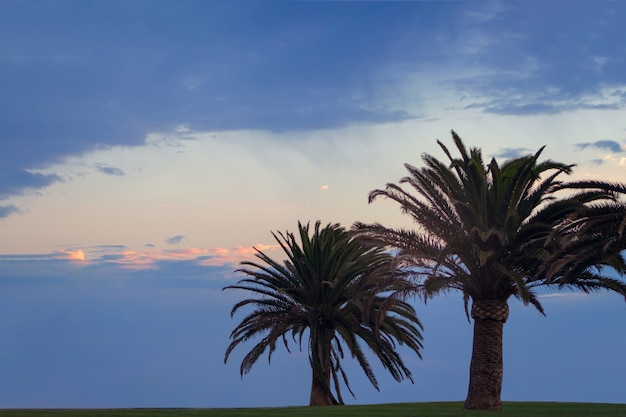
[
  {"x1": 224, "y1": 221, "x2": 423, "y2": 406},
  {"x1": 354, "y1": 131, "x2": 626, "y2": 410}
]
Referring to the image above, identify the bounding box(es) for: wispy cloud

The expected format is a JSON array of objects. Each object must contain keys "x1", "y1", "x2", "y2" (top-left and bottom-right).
[
  {"x1": 574, "y1": 140, "x2": 626, "y2": 169},
  {"x1": 0, "y1": 254, "x2": 60, "y2": 261},
  {"x1": 199, "y1": 244, "x2": 282, "y2": 267},
  {"x1": 575, "y1": 140, "x2": 624, "y2": 153},
  {"x1": 13, "y1": 244, "x2": 282, "y2": 270},
  {"x1": 598, "y1": 154, "x2": 626, "y2": 167},
  {"x1": 0, "y1": 244, "x2": 276, "y2": 270},
  {"x1": 109, "y1": 248, "x2": 211, "y2": 269},
  {"x1": 0, "y1": 250, "x2": 86, "y2": 263},
  {"x1": 589, "y1": 158, "x2": 605, "y2": 167},
  {"x1": 442, "y1": 3, "x2": 626, "y2": 117},
  {"x1": 95, "y1": 164, "x2": 125, "y2": 176},
  {"x1": 491, "y1": 148, "x2": 533, "y2": 159},
  {"x1": 0, "y1": 204, "x2": 20, "y2": 219},
  {"x1": 537, "y1": 292, "x2": 589, "y2": 303},
  {"x1": 0, "y1": 171, "x2": 62, "y2": 199},
  {"x1": 166, "y1": 235, "x2": 185, "y2": 245},
  {"x1": 55, "y1": 249, "x2": 86, "y2": 261}
]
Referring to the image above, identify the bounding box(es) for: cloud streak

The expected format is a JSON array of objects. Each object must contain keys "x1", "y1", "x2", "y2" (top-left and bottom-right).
[
  {"x1": 0, "y1": 171, "x2": 62, "y2": 199},
  {"x1": 55, "y1": 249, "x2": 86, "y2": 261},
  {"x1": 435, "y1": 2, "x2": 626, "y2": 117},
  {"x1": 4, "y1": 244, "x2": 283, "y2": 271},
  {"x1": 95, "y1": 164, "x2": 125, "y2": 176},
  {"x1": 575, "y1": 140, "x2": 624, "y2": 153},
  {"x1": 491, "y1": 148, "x2": 534, "y2": 159},
  {"x1": 166, "y1": 235, "x2": 186, "y2": 245},
  {"x1": 0, "y1": 204, "x2": 20, "y2": 219},
  {"x1": 199, "y1": 244, "x2": 282, "y2": 267}
]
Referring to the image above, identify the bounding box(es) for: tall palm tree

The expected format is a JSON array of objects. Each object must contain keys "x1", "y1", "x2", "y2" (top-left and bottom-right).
[
  {"x1": 354, "y1": 131, "x2": 626, "y2": 410},
  {"x1": 224, "y1": 221, "x2": 423, "y2": 406}
]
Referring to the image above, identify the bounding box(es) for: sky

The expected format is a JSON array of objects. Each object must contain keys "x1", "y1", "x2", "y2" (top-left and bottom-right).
[{"x1": 1, "y1": 0, "x2": 626, "y2": 409}]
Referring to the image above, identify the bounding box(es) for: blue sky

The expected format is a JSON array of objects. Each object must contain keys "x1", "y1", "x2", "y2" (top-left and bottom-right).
[{"x1": 1, "y1": 0, "x2": 625, "y2": 409}]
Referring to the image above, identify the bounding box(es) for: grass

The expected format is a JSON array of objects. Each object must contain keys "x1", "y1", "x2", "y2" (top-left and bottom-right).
[{"x1": 1, "y1": 402, "x2": 625, "y2": 417}]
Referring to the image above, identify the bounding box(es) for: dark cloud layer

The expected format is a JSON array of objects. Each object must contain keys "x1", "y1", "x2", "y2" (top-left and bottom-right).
[
  {"x1": 2, "y1": 1, "x2": 625, "y2": 201},
  {"x1": 0, "y1": 170, "x2": 62, "y2": 199},
  {"x1": 0, "y1": 1, "x2": 419, "y2": 199},
  {"x1": 456, "y1": 2, "x2": 626, "y2": 115}
]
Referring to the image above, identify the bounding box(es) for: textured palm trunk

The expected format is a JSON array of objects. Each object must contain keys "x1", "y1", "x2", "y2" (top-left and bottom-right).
[
  {"x1": 309, "y1": 328, "x2": 335, "y2": 406},
  {"x1": 464, "y1": 300, "x2": 509, "y2": 410},
  {"x1": 309, "y1": 368, "x2": 334, "y2": 406}
]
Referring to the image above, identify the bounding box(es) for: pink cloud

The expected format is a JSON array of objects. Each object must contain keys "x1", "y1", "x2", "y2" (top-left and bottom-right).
[
  {"x1": 55, "y1": 249, "x2": 86, "y2": 262},
  {"x1": 199, "y1": 244, "x2": 282, "y2": 267},
  {"x1": 108, "y1": 248, "x2": 211, "y2": 269},
  {"x1": 52, "y1": 244, "x2": 282, "y2": 269}
]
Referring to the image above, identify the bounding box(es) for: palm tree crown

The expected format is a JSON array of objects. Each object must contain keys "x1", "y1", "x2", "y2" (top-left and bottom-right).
[
  {"x1": 354, "y1": 131, "x2": 626, "y2": 409},
  {"x1": 224, "y1": 221, "x2": 423, "y2": 406}
]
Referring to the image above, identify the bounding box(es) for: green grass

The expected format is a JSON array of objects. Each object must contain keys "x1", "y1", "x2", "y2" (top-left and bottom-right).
[{"x1": 2, "y1": 402, "x2": 625, "y2": 417}]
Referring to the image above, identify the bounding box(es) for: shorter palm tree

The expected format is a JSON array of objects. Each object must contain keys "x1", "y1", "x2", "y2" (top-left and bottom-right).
[{"x1": 224, "y1": 221, "x2": 423, "y2": 406}]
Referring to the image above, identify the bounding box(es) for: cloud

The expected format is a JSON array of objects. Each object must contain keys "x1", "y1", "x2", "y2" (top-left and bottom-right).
[
  {"x1": 88, "y1": 245, "x2": 126, "y2": 250},
  {"x1": 80, "y1": 245, "x2": 275, "y2": 270},
  {"x1": 440, "y1": 2, "x2": 626, "y2": 116},
  {"x1": 320, "y1": 184, "x2": 329, "y2": 191},
  {"x1": 95, "y1": 164, "x2": 125, "y2": 176},
  {"x1": 0, "y1": 1, "x2": 421, "y2": 201},
  {"x1": 41, "y1": 244, "x2": 283, "y2": 270},
  {"x1": 537, "y1": 292, "x2": 590, "y2": 304},
  {"x1": 605, "y1": 155, "x2": 626, "y2": 167},
  {"x1": 0, "y1": 254, "x2": 58, "y2": 262},
  {"x1": 0, "y1": 250, "x2": 88, "y2": 266},
  {"x1": 0, "y1": 170, "x2": 62, "y2": 199},
  {"x1": 166, "y1": 235, "x2": 185, "y2": 245},
  {"x1": 0, "y1": 204, "x2": 20, "y2": 219},
  {"x1": 199, "y1": 244, "x2": 282, "y2": 267},
  {"x1": 0, "y1": 246, "x2": 240, "y2": 270},
  {"x1": 491, "y1": 148, "x2": 533, "y2": 159},
  {"x1": 79, "y1": 245, "x2": 127, "y2": 259},
  {"x1": 94, "y1": 248, "x2": 210, "y2": 270},
  {"x1": 575, "y1": 140, "x2": 624, "y2": 153},
  {"x1": 3, "y1": 0, "x2": 626, "y2": 207},
  {"x1": 0, "y1": 251, "x2": 235, "y2": 291},
  {"x1": 460, "y1": 88, "x2": 624, "y2": 116},
  {"x1": 55, "y1": 249, "x2": 86, "y2": 261}
]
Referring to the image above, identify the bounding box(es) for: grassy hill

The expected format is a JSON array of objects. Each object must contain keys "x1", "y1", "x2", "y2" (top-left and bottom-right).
[{"x1": 2, "y1": 402, "x2": 625, "y2": 417}]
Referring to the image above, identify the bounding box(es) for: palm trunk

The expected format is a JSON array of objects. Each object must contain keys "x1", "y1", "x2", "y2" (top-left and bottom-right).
[
  {"x1": 309, "y1": 328, "x2": 335, "y2": 406},
  {"x1": 309, "y1": 369, "x2": 334, "y2": 406},
  {"x1": 464, "y1": 299, "x2": 509, "y2": 410}
]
